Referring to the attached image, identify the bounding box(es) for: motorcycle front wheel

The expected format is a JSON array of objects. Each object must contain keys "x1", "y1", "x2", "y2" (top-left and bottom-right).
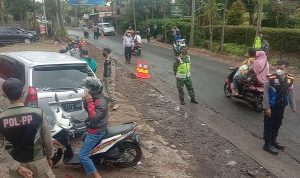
[
  {"x1": 114, "y1": 141, "x2": 142, "y2": 168},
  {"x1": 52, "y1": 148, "x2": 63, "y2": 165},
  {"x1": 224, "y1": 83, "x2": 231, "y2": 97}
]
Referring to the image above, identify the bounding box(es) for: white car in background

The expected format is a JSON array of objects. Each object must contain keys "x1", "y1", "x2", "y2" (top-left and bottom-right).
[{"x1": 98, "y1": 23, "x2": 116, "y2": 36}]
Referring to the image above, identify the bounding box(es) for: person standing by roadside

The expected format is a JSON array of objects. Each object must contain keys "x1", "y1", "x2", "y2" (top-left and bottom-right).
[
  {"x1": 146, "y1": 26, "x2": 151, "y2": 42},
  {"x1": 103, "y1": 48, "x2": 119, "y2": 110},
  {"x1": 92, "y1": 23, "x2": 100, "y2": 40},
  {"x1": 123, "y1": 32, "x2": 134, "y2": 64},
  {"x1": 173, "y1": 47, "x2": 199, "y2": 105},
  {"x1": 0, "y1": 78, "x2": 55, "y2": 178},
  {"x1": 253, "y1": 31, "x2": 263, "y2": 49},
  {"x1": 80, "y1": 50, "x2": 97, "y2": 73},
  {"x1": 262, "y1": 60, "x2": 296, "y2": 155},
  {"x1": 153, "y1": 24, "x2": 158, "y2": 39}
]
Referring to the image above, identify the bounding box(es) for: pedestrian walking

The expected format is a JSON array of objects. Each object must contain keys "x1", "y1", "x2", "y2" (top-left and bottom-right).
[
  {"x1": 123, "y1": 32, "x2": 134, "y2": 64},
  {"x1": 263, "y1": 59, "x2": 296, "y2": 155},
  {"x1": 80, "y1": 50, "x2": 97, "y2": 73},
  {"x1": 173, "y1": 47, "x2": 199, "y2": 105},
  {"x1": 92, "y1": 23, "x2": 100, "y2": 39},
  {"x1": 103, "y1": 48, "x2": 119, "y2": 110},
  {"x1": 153, "y1": 24, "x2": 158, "y2": 39},
  {"x1": 0, "y1": 78, "x2": 55, "y2": 178},
  {"x1": 146, "y1": 26, "x2": 151, "y2": 42}
]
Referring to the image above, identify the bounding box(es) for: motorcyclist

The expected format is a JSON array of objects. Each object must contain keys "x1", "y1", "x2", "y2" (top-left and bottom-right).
[
  {"x1": 83, "y1": 25, "x2": 89, "y2": 38},
  {"x1": 252, "y1": 50, "x2": 270, "y2": 86},
  {"x1": 134, "y1": 31, "x2": 142, "y2": 45},
  {"x1": 123, "y1": 26, "x2": 135, "y2": 39},
  {"x1": 174, "y1": 30, "x2": 183, "y2": 51},
  {"x1": 79, "y1": 77, "x2": 109, "y2": 178}
]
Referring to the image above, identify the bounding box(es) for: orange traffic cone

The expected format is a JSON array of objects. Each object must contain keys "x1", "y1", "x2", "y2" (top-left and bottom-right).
[
  {"x1": 135, "y1": 59, "x2": 143, "y2": 78},
  {"x1": 142, "y1": 60, "x2": 151, "y2": 79}
]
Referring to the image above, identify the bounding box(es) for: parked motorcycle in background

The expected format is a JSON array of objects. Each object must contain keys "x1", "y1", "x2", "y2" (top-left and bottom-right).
[
  {"x1": 173, "y1": 39, "x2": 186, "y2": 56},
  {"x1": 224, "y1": 67, "x2": 264, "y2": 111}
]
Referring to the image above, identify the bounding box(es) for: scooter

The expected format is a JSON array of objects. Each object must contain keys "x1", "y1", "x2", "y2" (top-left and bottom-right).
[
  {"x1": 50, "y1": 93, "x2": 86, "y2": 137},
  {"x1": 173, "y1": 39, "x2": 186, "y2": 56},
  {"x1": 223, "y1": 67, "x2": 264, "y2": 111},
  {"x1": 132, "y1": 43, "x2": 142, "y2": 56},
  {"x1": 51, "y1": 94, "x2": 142, "y2": 168}
]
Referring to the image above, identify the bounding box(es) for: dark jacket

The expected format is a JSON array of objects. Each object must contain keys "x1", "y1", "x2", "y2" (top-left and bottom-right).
[{"x1": 83, "y1": 94, "x2": 109, "y2": 134}]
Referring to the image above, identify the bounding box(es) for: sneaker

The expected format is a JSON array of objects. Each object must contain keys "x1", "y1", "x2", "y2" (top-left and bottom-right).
[
  {"x1": 263, "y1": 144, "x2": 279, "y2": 155},
  {"x1": 112, "y1": 104, "x2": 119, "y2": 110},
  {"x1": 273, "y1": 142, "x2": 284, "y2": 150}
]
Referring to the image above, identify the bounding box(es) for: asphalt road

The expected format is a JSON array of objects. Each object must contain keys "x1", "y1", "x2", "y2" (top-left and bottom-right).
[{"x1": 69, "y1": 30, "x2": 300, "y2": 164}]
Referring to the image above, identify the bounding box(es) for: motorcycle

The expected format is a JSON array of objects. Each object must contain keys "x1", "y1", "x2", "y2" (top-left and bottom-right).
[
  {"x1": 51, "y1": 94, "x2": 142, "y2": 167},
  {"x1": 50, "y1": 93, "x2": 86, "y2": 137},
  {"x1": 173, "y1": 39, "x2": 186, "y2": 56},
  {"x1": 132, "y1": 43, "x2": 142, "y2": 56},
  {"x1": 223, "y1": 67, "x2": 264, "y2": 111}
]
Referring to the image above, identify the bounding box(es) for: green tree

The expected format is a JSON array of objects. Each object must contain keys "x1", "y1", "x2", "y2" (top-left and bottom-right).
[
  {"x1": 242, "y1": 0, "x2": 256, "y2": 25},
  {"x1": 227, "y1": 0, "x2": 245, "y2": 25}
]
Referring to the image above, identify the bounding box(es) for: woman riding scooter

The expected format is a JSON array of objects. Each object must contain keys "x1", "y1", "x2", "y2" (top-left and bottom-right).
[{"x1": 80, "y1": 77, "x2": 109, "y2": 178}]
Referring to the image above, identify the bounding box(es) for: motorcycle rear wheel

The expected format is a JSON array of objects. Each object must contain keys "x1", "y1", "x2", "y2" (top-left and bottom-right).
[
  {"x1": 224, "y1": 83, "x2": 231, "y2": 97},
  {"x1": 52, "y1": 148, "x2": 63, "y2": 165},
  {"x1": 114, "y1": 142, "x2": 142, "y2": 168}
]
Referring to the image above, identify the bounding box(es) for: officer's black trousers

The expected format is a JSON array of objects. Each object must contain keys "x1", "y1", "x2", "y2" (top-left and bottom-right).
[{"x1": 263, "y1": 106, "x2": 285, "y2": 144}]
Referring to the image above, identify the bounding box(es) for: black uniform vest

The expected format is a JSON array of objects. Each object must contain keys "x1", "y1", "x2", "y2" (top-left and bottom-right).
[{"x1": 0, "y1": 106, "x2": 43, "y2": 162}]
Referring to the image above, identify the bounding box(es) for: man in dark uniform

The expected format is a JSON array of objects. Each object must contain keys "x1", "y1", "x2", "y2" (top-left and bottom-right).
[
  {"x1": 0, "y1": 78, "x2": 55, "y2": 178},
  {"x1": 173, "y1": 47, "x2": 199, "y2": 105},
  {"x1": 263, "y1": 60, "x2": 296, "y2": 155}
]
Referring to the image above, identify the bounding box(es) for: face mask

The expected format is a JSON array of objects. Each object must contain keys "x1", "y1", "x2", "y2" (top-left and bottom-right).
[{"x1": 276, "y1": 69, "x2": 284, "y2": 76}]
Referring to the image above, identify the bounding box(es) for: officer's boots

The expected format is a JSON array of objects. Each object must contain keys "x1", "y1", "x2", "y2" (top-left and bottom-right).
[{"x1": 263, "y1": 141, "x2": 279, "y2": 155}]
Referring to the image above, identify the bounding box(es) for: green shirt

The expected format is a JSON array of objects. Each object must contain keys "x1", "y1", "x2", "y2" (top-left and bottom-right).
[
  {"x1": 173, "y1": 55, "x2": 191, "y2": 78},
  {"x1": 81, "y1": 57, "x2": 97, "y2": 73}
]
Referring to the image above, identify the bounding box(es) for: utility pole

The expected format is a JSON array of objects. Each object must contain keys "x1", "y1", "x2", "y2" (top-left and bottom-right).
[
  {"x1": 221, "y1": 0, "x2": 228, "y2": 53},
  {"x1": 74, "y1": 6, "x2": 78, "y2": 27},
  {"x1": 256, "y1": 0, "x2": 263, "y2": 34},
  {"x1": 132, "y1": 0, "x2": 137, "y2": 31},
  {"x1": 189, "y1": 0, "x2": 195, "y2": 47}
]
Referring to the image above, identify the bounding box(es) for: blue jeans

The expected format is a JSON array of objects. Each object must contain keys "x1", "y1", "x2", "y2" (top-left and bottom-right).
[
  {"x1": 79, "y1": 129, "x2": 106, "y2": 175},
  {"x1": 124, "y1": 46, "x2": 132, "y2": 62}
]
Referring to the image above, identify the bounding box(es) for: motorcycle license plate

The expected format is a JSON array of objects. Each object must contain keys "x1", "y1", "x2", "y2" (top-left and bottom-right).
[{"x1": 62, "y1": 101, "x2": 82, "y2": 112}]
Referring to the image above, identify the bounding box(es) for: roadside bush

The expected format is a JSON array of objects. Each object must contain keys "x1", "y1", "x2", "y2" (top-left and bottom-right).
[
  {"x1": 201, "y1": 25, "x2": 300, "y2": 53},
  {"x1": 224, "y1": 43, "x2": 248, "y2": 56}
]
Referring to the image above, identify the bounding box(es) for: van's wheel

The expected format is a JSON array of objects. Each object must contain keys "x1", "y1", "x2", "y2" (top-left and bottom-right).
[
  {"x1": 52, "y1": 148, "x2": 63, "y2": 165},
  {"x1": 24, "y1": 38, "x2": 31, "y2": 44},
  {"x1": 114, "y1": 142, "x2": 142, "y2": 168}
]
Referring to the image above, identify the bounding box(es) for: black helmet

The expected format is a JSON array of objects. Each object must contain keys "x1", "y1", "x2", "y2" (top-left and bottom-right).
[{"x1": 82, "y1": 77, "x2": 103, "y2": 95}]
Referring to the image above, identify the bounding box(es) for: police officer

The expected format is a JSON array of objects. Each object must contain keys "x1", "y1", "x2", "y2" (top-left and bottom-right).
[
  {"x1": 263, "y1": 60, "x2": 296, "y2": 155},
  {"x1": 173, "y1": 47, "x2": 199, "y2": 105},
  {"x1": 0, "y1": 78, "x2": 55, "y2": 178}
]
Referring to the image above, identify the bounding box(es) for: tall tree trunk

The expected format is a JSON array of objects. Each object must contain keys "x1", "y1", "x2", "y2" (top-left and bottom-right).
[
  {"x1": 33, "y1": 0, "x2": 37, "y2": 31},
  {"x1": 256, "y1": 0, "x2": 263, "y2": 34},
  {"x1": 132, "y1": 0, "x2": 137, "y2": 31},
  {"x1": 221, "y1": 0, "x2": 228, "y2": 53},
  {"x1": 189, "y1": 0, "x2": 195, "y2": 47},
  {"x1": 56, "y1": 0, "x2": 65, "y2": 32},
  {"x1": 249, "y1": 12, "x2": 254, "y2": 25},
  {"x1": 208, "y1": 0, "x2": 214, "y2": 50},
  {"x1": 0, "y1": 0, "x2": 4, "y2": 25}
]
